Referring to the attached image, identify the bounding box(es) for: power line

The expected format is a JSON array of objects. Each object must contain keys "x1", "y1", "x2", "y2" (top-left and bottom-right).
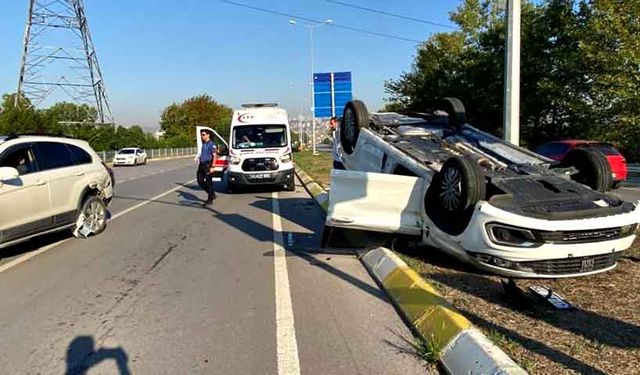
[
  {"x1": 326, "y1": 0, "x2": 456, "y2": 30},
  {"x1": 218, "y1": 0, "x2": 422, "y2": 43}
]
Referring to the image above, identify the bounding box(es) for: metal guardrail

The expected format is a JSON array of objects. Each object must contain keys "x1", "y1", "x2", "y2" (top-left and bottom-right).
[
  {"x1": 97, "y1": 147, "x2": 197, "y2": 163},
  {"x1": 628, "y1": 163, "x2": 640, "y2": 175}
]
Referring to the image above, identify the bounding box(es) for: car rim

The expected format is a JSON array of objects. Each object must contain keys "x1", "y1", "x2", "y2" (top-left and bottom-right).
[
  {"x1": 344, "y1": 108, "x2": 356, "y2": 143},
  {"x1": 439, "y1": 167, "x2": 462, "y2": 211},
  {"x1": 83, "y1": 200, "x2": 106, "y2": 232}
]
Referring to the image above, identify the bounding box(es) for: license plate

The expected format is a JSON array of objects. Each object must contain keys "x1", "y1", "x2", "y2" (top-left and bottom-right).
[{"x1": 249, "y1": 173, "x2": 271, "y2": 179}]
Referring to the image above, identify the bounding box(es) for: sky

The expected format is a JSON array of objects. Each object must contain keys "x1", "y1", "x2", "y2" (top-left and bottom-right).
[{"x1": 0, "y1": 0, "x2": 461, "y2": 131}]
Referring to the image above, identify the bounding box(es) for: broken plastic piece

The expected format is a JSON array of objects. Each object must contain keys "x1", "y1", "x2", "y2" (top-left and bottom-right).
[
  {"x1": 529, "y1": 285, "x2": 573, "y2": 310},
  {"x1": 72, "y1": 214, "x2": 95, "y2": 239}
]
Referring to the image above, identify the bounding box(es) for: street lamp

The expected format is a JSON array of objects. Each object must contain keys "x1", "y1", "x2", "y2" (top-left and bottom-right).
[{"x1": 289, "y1": 18, "x2": 333, "y2": 155}]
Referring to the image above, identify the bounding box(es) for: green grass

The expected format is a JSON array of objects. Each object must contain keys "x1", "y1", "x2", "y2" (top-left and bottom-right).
[
  {"x1": 626, "y1": 244, "x2": 640, "y2": 260},
  {"x1": 412, "y1": 335, "x2": 443, "y2": 364},
  {"x1": 293, "y1": 150, "x2": 333, "y2": 188},
  {"x1": 486, "y1": 330, "x2": 519, "y2": 352}
]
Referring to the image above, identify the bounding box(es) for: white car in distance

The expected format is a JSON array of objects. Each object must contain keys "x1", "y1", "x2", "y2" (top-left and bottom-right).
[{"x1": 113, "y1": 148, "x2": 147, "y2": 166}]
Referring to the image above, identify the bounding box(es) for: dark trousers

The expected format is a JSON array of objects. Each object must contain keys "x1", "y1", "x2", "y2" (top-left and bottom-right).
[
  {"x1": 333, "y1": 160, "x2": 345, "y2": 170},
  {"x1": 197, "y1": 162, "x2": 216, "y2": 200}
]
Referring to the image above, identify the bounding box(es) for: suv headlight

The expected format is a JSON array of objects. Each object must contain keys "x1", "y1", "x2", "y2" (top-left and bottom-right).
[
  {"x1": 230, "y1": 156, "x2": 241, "y2": 165},
  {"x1": 280, "y1": 153, "x2": 292, "y2": 163},
  {"x1": 486, "y1": 223, "x2": 542, "y2": 247}
]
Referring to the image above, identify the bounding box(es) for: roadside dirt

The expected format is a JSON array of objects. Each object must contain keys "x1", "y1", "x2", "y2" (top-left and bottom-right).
[{"x1": 397, "y1": 238, "x2": 640, "y2": 374}]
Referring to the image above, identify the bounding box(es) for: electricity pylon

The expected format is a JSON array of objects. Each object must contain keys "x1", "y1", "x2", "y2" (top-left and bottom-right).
[{"x1": 16, "y1": 0, "x2": 114, "y2": 124}]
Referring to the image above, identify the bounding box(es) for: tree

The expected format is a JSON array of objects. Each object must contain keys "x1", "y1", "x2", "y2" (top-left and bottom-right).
[
  {"x1": 578, "y1": 0, "x2": 640, "y2": 161},
  {"x1": 160, "y1": 94, "x2": 232, "y2": 143},
  {"x1": 0, "y1": 93, "x2": 42, "y2": 134},
  {"x1": 384, "y1": 0, "x2": 640, "y2": 159}
]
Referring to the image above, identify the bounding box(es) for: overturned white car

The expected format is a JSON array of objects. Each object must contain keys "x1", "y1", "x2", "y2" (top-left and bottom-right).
[{"x1": 322, "y1": 99, "x2": 640, "y2": 278}]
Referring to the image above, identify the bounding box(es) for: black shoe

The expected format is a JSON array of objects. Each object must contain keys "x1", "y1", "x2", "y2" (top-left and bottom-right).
[{"x1": 203, "y1": 199, "x2": 213, "y2": 206}]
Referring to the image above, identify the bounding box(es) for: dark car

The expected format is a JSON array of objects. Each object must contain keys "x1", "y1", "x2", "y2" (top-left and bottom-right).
[{"x1": 535, "y1": 140, "x2": 627, "y2": 188}]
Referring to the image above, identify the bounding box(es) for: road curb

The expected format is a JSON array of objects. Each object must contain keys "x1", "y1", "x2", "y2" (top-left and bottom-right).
[{"x1": 293, "y1": 165, "x2": 527, "y2": 374}]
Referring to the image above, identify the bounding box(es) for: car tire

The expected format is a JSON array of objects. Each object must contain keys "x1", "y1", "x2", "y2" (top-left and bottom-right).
[
  {"x1": 227, "y1": 181, "x2": 237, "y2": 194},
  {"x1": 143, "y1": 157, "x2": 147, "y2": 165},
  {"x1": 284, "y1": 176, "x2": 296, "y2": 191},
  {"x1": 561, "y1": 148, "x2": 612, "y2": 192},
  {"x1": 442, "y1": 97, "x2": 466, "y2": 134},
  {"x1": 340, "y1": 100, "x2": 369, "y2": 155},
  {"x1": 73, "y1": 195, "x2": 107, "y2": 238},
  {"x1": 425, "y1": 156, "x2": 485, "y2": 235}
]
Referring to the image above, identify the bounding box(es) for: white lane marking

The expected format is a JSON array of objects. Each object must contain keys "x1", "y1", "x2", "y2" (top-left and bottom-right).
[
  {"x1": 272, "y1": 192, "x2": 301, "y2": 375},
  {"x1": 0, "y1": 179, "x2": 196, "y2": 274}
]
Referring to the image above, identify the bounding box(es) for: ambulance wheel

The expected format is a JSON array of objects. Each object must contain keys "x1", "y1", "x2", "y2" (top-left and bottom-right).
[{"x1": 340, "y1": 100, "x2": 370, "y2": 155}]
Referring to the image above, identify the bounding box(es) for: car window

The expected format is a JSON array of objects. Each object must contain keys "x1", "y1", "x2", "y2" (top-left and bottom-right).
[
  {"x1": 119, "y1": 149, "x2": 135, "y2": 154},
  {"x1": 33, "y1": 142, "x2": 75, "y2": 170},
  {"x1": 68, "y1": 144, "x2": 93, "y2": 165},
  {"x1": 0, "y1": 145, "x2": 38, "y2": 175}
]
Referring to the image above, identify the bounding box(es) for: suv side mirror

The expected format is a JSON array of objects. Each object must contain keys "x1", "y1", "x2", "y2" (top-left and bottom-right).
[{"x1": 0, "y1": 166, "x2": 19, "y2": 182}]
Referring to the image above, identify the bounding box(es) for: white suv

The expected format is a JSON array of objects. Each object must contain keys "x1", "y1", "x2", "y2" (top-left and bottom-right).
[{"x1": 0, "y1": 135, "x2": 114, "y2": 249}]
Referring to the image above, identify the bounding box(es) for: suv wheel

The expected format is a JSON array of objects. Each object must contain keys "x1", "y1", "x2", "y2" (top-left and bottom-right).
[
  {"x1": 561, "y1": 148, "x2": 612, "y2": 192},
  {"x1": 340, "y1": 100, "x2": 369, "y2": 155},
  {"x1": 425, "y1": 156, "x2": 485, "y2": 235},
  {"x1": 73, "y1": 195, "x2": 107, "y2": 238}
]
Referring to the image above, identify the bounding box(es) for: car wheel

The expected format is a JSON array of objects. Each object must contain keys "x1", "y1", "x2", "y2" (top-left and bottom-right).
[
  {"x1": 143, "y1": 157, "x2": 147, "y2": 165},
  {"x1": 442, "y1": 97, "x2": 466, "y2": 134},
  {"x1": 340, "y1": 100, "x2": 369, "y2": 155},
  {"x1": 284, "y1": 176, "x2": 296, "y2": 191},
  {"x1": 73, "y1": 195, "x2": 107, "y2": 238},
  {"x1": 561, "y1": 148, "x2": 612, "y2": 192},
  {"x1": 425, "y1": 156, "x2": 485, "y2": 235},
  {"x1": 227, "y1": 182, "x2": 241, "y2": 194}
]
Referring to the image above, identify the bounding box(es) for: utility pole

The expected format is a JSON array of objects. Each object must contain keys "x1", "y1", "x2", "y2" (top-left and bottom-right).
[
  {"x1": 503, "y1": 0, "x2": 521, "y2": 145},
  {"x1": 16, "y1": 0, "x2": 114, "y2": 124},
  {"x1": 289, "y1": 18, "x2": 333, "y2": 155}
]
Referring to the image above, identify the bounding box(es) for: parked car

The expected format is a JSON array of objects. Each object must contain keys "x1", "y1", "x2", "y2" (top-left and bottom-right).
[
  {"x1": 0, "y1": 135, "x2": 114, "y2": 249},
  {"x1": 535, "y1": 140, "x2": 627, "y2": 189},
  {"x1": 322, "y1": 99, "x2": 640, "y2": 278},
  {"x1": 113, "y1": 148, "x2": 147, "y2": 166}
]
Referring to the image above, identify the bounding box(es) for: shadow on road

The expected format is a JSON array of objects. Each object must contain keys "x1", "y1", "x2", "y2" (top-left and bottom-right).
[{"x1": 65, "y1": 336, "x2": 131, "y2": 375}]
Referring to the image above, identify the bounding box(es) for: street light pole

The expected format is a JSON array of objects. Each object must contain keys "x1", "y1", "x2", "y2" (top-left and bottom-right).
[{"x1": 289, "y1": 18, "x2": 332, "y2": 156}]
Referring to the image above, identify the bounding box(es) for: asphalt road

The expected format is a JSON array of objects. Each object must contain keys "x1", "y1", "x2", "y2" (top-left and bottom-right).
[{"x1": 0, "y1": 157, "x2": 425, "y2": 375}]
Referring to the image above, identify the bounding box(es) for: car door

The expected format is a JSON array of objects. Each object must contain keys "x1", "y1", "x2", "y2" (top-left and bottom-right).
[
  {"x1": 321, "y1": 169, "x2": 426, "y2": 248},
  {"x1": 0, "y1": 144, "x2": 52, "y2": 243},
  {"x1": 196, "y1": 126, "x2": 229, "y2": 182},
  {"x1": 32, "y1": 142, "x2": 84, "y2": 222}
]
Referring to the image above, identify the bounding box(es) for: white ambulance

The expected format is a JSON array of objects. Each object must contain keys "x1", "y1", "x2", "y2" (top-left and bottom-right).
[{"x1": 227, "y1": 103, "x2": 295, "y2": 192}]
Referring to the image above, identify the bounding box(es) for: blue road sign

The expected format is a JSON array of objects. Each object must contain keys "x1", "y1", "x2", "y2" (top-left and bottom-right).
[{"x1": 313, "y1": 71, "x2": 352, "y2": 118}]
